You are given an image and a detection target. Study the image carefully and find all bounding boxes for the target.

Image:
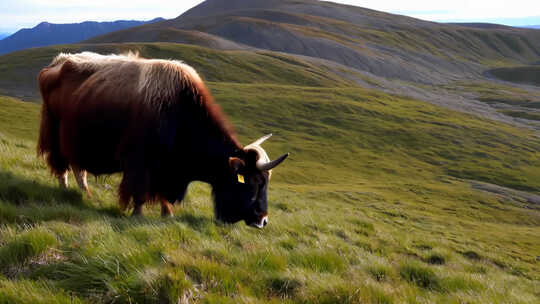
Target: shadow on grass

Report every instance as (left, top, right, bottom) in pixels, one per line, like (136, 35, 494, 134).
(0, 171, 83, 206)
(0, 170, 226, 234)
(0, 170, 122, 224)
(177, 213, 215, 230)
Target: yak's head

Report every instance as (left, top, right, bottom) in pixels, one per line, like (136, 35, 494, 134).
(213, 134, 289, 228)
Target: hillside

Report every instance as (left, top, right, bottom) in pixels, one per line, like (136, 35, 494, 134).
(91, 0, 540, 84)
(0, 18, 164, 55)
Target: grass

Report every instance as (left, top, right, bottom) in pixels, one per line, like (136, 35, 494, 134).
(1, 58, 540, 303)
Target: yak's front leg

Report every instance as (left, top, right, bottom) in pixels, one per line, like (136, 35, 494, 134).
(119, 167, 146, 217)
(160, 182, 188, 217)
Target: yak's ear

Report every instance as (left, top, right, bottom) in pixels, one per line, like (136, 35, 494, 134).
(228, 157, 245, 173)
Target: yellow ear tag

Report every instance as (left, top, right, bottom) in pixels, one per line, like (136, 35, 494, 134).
(237, 174, 245, 184)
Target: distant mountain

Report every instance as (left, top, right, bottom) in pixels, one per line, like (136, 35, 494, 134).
(0, 18, 165, 55)
(523, 25, 540, 29)
(0, 33, 11, 40)
(448, 23, 513, 29)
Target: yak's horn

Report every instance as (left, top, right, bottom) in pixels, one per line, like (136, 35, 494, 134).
(256, 153, 289, 171)
(248, 133, 272, 147)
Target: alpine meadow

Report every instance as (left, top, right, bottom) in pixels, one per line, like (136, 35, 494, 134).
(0, 1, 539, 303)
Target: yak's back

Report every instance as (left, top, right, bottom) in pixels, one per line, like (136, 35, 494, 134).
(39, 51, 204, 104)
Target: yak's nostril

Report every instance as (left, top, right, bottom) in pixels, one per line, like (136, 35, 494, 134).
(262, 216, 268, 226)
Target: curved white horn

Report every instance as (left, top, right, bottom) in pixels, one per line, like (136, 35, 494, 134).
(248, 133, 272, 147)
(256, 153, 289, 171)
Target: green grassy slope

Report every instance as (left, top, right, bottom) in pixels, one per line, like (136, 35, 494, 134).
(1, 75, 539, 303)
(0, 42, 353, 100)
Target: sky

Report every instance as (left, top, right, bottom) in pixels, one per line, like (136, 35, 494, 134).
(1, 0, 539, 34)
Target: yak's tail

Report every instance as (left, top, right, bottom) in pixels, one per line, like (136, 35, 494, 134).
(37, 68, 68, 177)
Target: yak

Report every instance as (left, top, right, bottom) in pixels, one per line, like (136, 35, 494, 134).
(37, 51, 288, 228)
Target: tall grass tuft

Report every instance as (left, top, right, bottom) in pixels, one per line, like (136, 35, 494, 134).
(265, 275, 302, 299)
(399, 262, 441, 290)
(289, 251, 346, 273)
(441, 275, 485, 292)
(305, 285, 393, 304)
(425, 252, 447, 265)
(0, 278, 84, 304)
(368, 264, 392, 281)
(0, 228, 57, 268)
(248, 252, 287, 272)
(49, 248, 162, 302)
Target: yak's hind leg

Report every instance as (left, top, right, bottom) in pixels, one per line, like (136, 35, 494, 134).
(118, 176, 135, 215)
(161, 199, 174, 217)
(37, 96, 71, 189)
(72, 166, 92, 197)
(132, 198, 144, 217)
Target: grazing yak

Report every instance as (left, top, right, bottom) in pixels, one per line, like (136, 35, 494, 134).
(37, 51, 288, 228)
